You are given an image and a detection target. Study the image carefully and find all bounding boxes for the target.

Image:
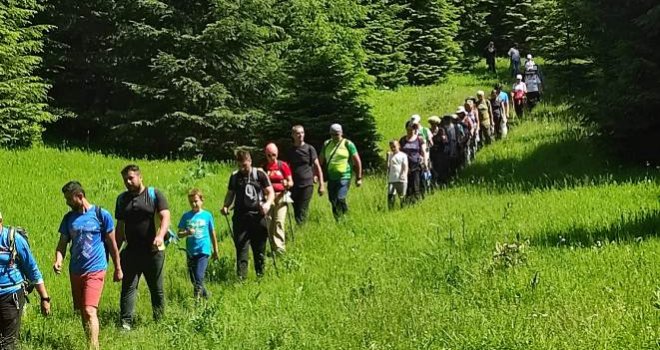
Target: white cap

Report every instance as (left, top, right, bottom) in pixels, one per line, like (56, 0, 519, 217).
(477, 90, 485, 96)
(527, 54, 533, 59)
(410, 114, 421, 124)
(456, 106, 466, 114)
(329, 123, 343, 134)
(516, 74, 523, 80)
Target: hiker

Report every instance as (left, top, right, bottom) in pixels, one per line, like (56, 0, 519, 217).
(319, 123, 363, 220)
(428, 116, 450, 185)
(508, 43, 521, 77)
(263, 143, 293, 255)
(484, 41, 496, 73)
(177, 188, 219, 299)
(456, 106, 473, 167)
(524, 54, 536, 71)
(0, 211, 50, 350)
(512, 74, 527, 120)
(524, 66, 543, 111)
(287, 125, 325, 224)
(445, 114, 466, 177)
(221, 150, 274, 279)
(386, 140, 408, 209)
(54, 181, 122, 350)
(490, 89, 507, 139)
(464, 100, 479, 162)
(411, 115, 432, 195)
(495, 83, 510, 122)
(115, 164, 171, 330)
(399, 120, 426, 203)
(476, 90, 494, 145)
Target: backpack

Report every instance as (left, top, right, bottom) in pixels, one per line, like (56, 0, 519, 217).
(231, 168, 264, 211)
(6, 226, 34, 293)
(514, 89, 525, 100)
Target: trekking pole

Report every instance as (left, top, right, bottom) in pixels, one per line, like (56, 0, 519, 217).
(223, 214, 233, 240)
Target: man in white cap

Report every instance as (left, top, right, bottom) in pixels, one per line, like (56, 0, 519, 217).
(319, 123, 363, 220)
(511, 74, 527, 120)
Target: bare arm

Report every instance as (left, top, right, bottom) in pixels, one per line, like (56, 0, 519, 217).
(313, 158, 325, 195)
(210, 229, 219, 259)
(352, 153, 363, 184)
(156, 209, 171, 241)
(104, 230, 123, 282)
(115, 220, 125, 249)
(53, 235, 69, 274)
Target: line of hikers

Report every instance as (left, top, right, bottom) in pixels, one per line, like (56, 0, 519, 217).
(387, 77, 543, 208)
(0, 74, 543, 350)
(0, 124, 362, 350)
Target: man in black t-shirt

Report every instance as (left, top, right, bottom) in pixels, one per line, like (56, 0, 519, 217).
(221, 150, 274, 279)
(115, 164, 170, 330)
(287, 125, 325, 224)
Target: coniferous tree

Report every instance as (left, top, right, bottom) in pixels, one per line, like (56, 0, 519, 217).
(275, 0, 381, 167)
(0, 0, 52, 147)
(404, 0, 462, 85)
(360, 0, 410, 89)
(452, 0, 492, 68)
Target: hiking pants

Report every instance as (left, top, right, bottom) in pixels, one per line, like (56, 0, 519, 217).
(514, 98, 525, 119)
(511, 60, 520, 77)
(480, 125, 493, 145)
(387, 182, 407, 209)
(406, 168, 422, 203)
(0, 290, 25, 350)
(120, 249, 165, 325)
(328, 179, 351, 219)
(232, 213, 268, 279)
(487, 56, 496, 73)
(527, 91, 541, 111)
(290, 185, 313, 224)
(187, 254, 209, 298)
(268, 195, 287, 252)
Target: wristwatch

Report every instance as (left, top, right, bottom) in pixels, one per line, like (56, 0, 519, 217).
(40, 296, 51, 302)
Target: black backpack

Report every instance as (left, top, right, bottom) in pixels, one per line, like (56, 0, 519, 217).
(232, 168, 264, 211)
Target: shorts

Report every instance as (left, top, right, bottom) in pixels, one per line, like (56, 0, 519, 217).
(70, 270, 106, 310)
(388, 182, 407, 196)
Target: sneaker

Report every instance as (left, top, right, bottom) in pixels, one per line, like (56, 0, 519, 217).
(121, 323, 132, 332)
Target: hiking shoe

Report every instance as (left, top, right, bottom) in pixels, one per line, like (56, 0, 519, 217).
(121, 323, 132, 332)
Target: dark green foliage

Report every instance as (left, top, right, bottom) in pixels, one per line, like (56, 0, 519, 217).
(574, 1, 660, 163)
(452, 0, 492, 68)
(403, 0, 462, 85)
(0, 0, 52, 147)
(486, 0, 535, 53)
(360, 0, 410, 89)
(274, 0, 381, 167)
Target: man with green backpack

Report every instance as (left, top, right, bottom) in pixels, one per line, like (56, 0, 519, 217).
(115, 164, 171, 331)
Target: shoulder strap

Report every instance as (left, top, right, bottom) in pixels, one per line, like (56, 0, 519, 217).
(8, 227, 17, 264)
(326, 139, 345, 166)
(95, 206, 106, 234)
(307, 144, 314, 167)
(148, 187, 157, 205)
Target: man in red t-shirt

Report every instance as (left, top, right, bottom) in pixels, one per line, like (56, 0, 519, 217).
(263, 143, 293, 254)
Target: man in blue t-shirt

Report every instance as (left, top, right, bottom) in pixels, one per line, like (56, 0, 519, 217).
(54, 181, 122, 350)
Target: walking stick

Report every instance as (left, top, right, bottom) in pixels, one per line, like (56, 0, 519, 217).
(223, 214, 233, 240)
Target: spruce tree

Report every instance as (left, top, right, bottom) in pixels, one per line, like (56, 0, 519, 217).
(452, 0, 492, 68)
(0, 0, 52, 147)
(403, 0, 462, 85)
(360, 0, 410, 89)
(274, 0, 381, 167)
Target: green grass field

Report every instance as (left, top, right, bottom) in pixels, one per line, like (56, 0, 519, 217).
(1, 61, 659, 349)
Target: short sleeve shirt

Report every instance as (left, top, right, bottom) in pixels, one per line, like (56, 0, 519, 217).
(115, 188, 169, 252)
(265, 161, 292, 193)
(321, 139, 358, 181)
(499, 91, 510, 105)
(388, 152, 408, 183)
(177, 209, 215, 257)
(287, 144, 318, 188)
(59, 206, 115, 274)
(228, 169, 272, 215)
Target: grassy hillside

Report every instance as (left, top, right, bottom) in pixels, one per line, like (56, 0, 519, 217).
(2, 62, 659, 349)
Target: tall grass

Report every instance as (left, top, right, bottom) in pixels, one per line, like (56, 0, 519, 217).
(1, 59, 659, 349)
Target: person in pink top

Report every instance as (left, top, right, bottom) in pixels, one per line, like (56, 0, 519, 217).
(263, 143, 293, 254)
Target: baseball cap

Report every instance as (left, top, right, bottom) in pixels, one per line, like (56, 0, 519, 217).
(329, 123, 343, 135)
(456, 106, 466, 114)
(516, 74, 523, 80)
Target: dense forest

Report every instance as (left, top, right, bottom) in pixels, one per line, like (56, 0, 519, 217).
(1, 0, 658, 164)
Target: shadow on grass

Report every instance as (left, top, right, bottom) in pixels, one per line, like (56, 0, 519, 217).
(531, 209, 660, 247)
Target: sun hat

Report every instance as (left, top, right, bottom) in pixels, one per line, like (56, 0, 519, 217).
(428, 116, 441, 125)
(456, 106, 467, 114)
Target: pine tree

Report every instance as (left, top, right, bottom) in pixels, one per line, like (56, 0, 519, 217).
(0, 0, 52, 147)
(360, 0, 410, 89)
(403, 0, 462, 85)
